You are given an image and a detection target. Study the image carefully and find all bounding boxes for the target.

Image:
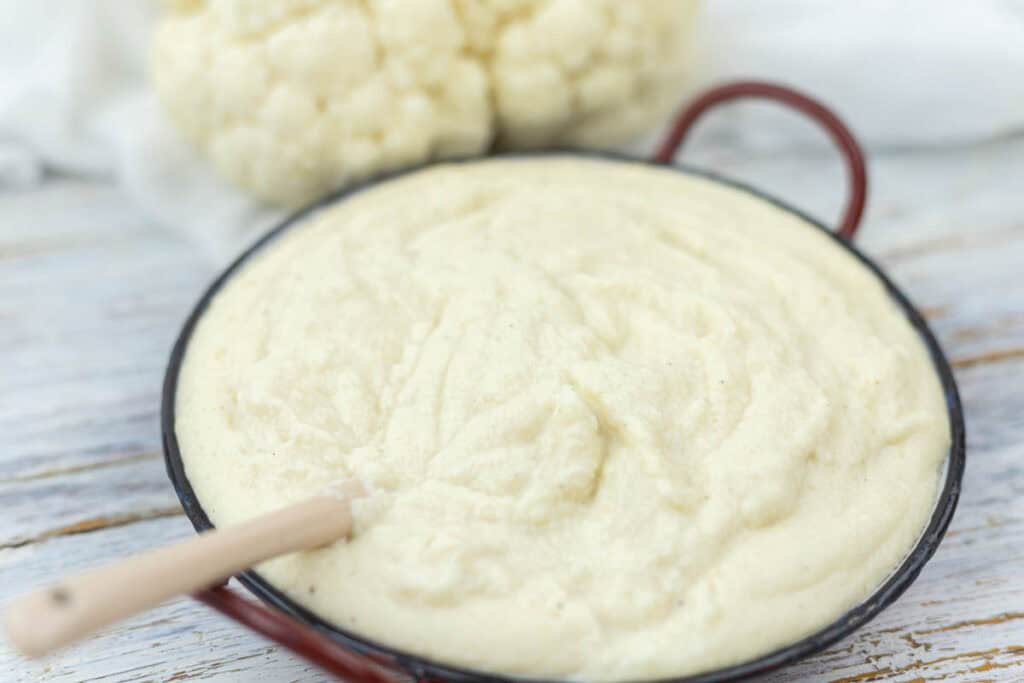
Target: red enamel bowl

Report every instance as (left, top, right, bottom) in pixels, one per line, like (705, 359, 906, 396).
(161, 82, 965, 683)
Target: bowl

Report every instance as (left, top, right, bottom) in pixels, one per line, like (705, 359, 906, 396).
(161, 82, 965, 683)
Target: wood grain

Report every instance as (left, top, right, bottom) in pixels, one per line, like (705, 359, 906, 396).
(1, 134, 1023, 681)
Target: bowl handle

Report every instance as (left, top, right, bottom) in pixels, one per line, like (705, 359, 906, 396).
(195, 586, 403, 682)
(653, 81, 868, 241)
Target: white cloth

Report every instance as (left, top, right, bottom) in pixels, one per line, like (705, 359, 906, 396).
(0, 0, 282, 259)
(688, 1, 1024, 151)
(1, 0, 1023, 263)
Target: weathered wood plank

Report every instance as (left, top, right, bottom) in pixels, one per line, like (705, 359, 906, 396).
(0, 451, 181, 548)
(0, 182, 211, 557)
(0, 182, 212, 483)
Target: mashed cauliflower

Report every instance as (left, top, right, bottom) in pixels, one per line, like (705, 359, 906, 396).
(175, 156, 949, 680)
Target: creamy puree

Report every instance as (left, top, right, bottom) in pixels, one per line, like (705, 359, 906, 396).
(176, 157, 950, 680)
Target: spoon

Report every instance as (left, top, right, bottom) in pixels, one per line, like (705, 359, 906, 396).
(3, 480, 365, 658)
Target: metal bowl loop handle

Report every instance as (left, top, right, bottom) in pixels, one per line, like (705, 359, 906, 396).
(653, 81, 868, 241)
(195, 587, 403, 682)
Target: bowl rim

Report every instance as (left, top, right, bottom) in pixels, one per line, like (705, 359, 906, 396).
(161, 150, 966, 683)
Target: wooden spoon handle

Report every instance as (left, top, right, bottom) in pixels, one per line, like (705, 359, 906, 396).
(3, 490, 360, 658)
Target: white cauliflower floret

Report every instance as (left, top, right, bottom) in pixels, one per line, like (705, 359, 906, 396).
(153, 0, 698, 206)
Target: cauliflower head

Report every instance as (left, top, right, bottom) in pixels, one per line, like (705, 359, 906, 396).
(153, 0, 698, 206)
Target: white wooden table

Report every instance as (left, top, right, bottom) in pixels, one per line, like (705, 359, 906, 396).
(1, 135, 1022, 682)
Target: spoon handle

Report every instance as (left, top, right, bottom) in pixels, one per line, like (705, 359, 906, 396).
(3, 490, 360, 658)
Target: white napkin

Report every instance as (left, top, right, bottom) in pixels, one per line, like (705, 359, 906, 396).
(688, 0, 1024, 150)
(1, 0, 1022, 263)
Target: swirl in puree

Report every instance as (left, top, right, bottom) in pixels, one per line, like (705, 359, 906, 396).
(176, 157, 950, 680)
